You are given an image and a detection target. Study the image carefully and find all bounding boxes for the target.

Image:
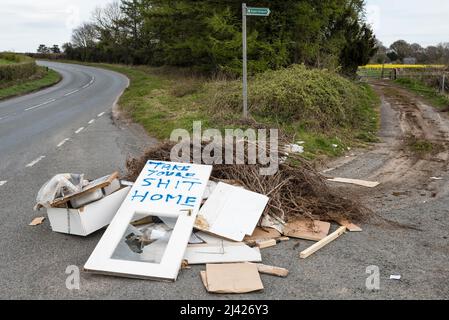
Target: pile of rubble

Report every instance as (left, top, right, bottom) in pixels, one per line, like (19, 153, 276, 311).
(32, 142, 367, 294)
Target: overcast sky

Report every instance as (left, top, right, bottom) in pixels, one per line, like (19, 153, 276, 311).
(1, 0, 448, 53)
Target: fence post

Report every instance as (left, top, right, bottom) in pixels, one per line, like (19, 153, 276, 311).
(442, 74, 446, 95)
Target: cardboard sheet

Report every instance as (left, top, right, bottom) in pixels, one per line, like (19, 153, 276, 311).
(29, 217, 45, 226)
(244, 227, 281, 242)
(283, 219, 331, 241)
(195, 182, 269, 241)
(203, 263, 264, 294)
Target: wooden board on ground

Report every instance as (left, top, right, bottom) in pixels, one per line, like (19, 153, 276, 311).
(184, 232, 262, 264)
(334, 218, 362, 232)
(29, 217, 45, 226)
(327, 177, 379, 188)
(195, 182, 269, 242)
(300, 226, 347, 259)
(254, 264, 289, 277)
(51, 172, 119, 207)
(202, 263, 264, 294)
(257, 239, 277, 249)
(244, 227, 281, 242)
(283, 219, 331, 241)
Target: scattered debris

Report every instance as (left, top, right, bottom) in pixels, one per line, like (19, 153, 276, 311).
(184, 232, 262, 264)
(253, 263, 289, 278)
(29, 217, 45, 226)
(284, 144, 304, 154)
(327, 177, 380, 188)
(50, 172, 119, 208)
(201, 263, 264, 294)
(125, 141, 370, 224)
(261, 214, 285, 234)
(300, 226, 347, 259)
(430, 177, 443, 180)
(47, 187, 130, 236)
(334, 218, 362, 232)
(256, 239, 277, 249)
(283, 219, 331, 241)
(244, 227, 281, 242)
(195, 182, 269, 242)
(84, 161, 212, 281)
(390, 275, 402, 280)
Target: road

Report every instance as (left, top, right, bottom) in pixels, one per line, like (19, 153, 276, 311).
(1, 64, 447, 300)
(0, 61, 153, 299)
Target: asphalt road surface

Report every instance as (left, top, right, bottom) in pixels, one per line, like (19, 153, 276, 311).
(1, 63, 447, 300)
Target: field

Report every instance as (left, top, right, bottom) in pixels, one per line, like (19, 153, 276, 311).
(0, 59, 13, 65)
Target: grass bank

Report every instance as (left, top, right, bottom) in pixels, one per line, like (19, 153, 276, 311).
(0, 66, 61, 101)
(395, 78, 449, 109)
(62, 61, 380, 161)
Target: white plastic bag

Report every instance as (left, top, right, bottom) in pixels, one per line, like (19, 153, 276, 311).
(34, 174, 86, 210)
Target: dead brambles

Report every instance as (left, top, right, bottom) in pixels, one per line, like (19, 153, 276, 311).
(124, 141, 371, 224)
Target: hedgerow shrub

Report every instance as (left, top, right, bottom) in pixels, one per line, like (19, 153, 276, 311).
(0, 53, 37, 82)
(209, 64, 378, 131)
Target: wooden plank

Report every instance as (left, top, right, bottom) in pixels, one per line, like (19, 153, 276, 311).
(244, 227, 281, 242)
(334, 218, 362, 232)
(300, 226, 347, 259)
(51, 172, 119, 207)
(327, 177, 379, 188)
(254, 264, 289, 277)
(257, 239, 277, 249)
(283, 219, 331, 241)
(29, 217, 45, 226)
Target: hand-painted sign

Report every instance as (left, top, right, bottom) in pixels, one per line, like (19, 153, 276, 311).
(129, 160, 212, 214)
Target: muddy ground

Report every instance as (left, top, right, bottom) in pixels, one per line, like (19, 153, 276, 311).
(317, 81, 449, 299)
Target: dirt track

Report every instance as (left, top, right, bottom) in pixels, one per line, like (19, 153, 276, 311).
(325, 81, 449, 213)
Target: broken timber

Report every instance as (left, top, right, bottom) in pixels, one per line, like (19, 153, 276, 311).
(300, 226, 347, 259)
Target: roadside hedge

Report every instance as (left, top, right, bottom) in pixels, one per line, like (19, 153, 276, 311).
(0, 53, 37, 82)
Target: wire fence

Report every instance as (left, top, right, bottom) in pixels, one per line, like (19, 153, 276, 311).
(358, 67, 449, 95)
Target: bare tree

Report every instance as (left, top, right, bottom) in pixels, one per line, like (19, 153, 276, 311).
(72, 23, 99, 48)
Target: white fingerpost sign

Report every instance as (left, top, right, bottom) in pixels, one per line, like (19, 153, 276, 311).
(242, 3, 271, 118)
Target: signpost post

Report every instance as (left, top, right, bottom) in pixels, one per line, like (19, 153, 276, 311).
(242, 3, 270, 119)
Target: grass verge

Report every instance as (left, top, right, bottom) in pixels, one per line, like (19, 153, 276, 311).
(56, 61, 380, 161)
(395, 78, 449, 109)
(0, 67, 61, 101)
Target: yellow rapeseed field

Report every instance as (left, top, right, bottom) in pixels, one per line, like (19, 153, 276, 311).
(360, 64, 446, 69)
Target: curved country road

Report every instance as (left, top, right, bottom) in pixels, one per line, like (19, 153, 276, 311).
(0, 62, 152, 299)
(0, 61, 131, 175)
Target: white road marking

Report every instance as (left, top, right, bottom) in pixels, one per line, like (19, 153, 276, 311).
(0, 181, 7, 187)
(64, 89, 79, 97)
(82, 84, 90, 89)
(97, 112, 105, 117)
(26, 156, 46, 168)
(88, 119, 95, 125)
(75, 127, 85, 134)
(57, 138, 70, 148)
(25, 99, 56, 111)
